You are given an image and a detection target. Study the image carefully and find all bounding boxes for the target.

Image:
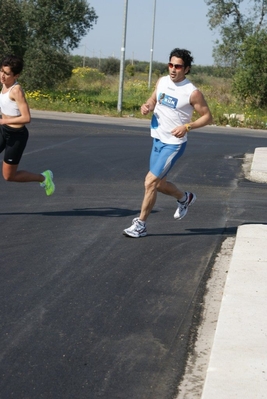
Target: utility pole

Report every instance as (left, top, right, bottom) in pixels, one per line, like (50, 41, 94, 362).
(83, 45, 86, 67)
(117, 0, 128, 114)
(148, 0, 157, 89)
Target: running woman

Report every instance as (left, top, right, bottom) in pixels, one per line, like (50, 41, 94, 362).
(0, 55, 55, 195)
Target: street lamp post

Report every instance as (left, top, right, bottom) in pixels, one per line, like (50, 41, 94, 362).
(148, 0, 157, 89)
(117, 0, 129, 114)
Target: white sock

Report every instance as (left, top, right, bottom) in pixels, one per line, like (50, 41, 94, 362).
(179, 193, 187, 203)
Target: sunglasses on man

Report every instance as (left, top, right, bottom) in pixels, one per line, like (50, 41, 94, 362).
(168, 62, 184, 70)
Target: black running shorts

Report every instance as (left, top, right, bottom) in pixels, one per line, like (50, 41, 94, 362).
(0, 124, 29, 165)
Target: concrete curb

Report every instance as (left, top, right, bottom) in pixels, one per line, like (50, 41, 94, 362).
(30, 109, 150, 128)
(178, 147, 267, 398)
(201, 224, 267, 399)
(250, 147, 267, 183)
(200, 147, 267, 398)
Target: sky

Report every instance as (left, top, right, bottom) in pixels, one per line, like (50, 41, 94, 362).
(72, 0, 220, 66)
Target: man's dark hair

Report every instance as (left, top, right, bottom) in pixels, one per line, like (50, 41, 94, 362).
(169, 48, 194, 74)
(1, 55, 24, 75)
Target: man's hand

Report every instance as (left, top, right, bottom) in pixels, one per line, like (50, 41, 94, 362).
(140, 103, 151, 115)
(171, 126, 188, 138)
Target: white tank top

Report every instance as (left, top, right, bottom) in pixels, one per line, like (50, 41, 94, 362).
(0, 82, 21, 116)
(151, 75, 197, 144)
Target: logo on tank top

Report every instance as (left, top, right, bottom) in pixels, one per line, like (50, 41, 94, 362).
(158, 92, 177, 109)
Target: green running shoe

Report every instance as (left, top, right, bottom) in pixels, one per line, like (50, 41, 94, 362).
(40, 170, 55, 196)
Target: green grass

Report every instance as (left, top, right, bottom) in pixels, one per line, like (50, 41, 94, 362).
(26, 67, 267, 129)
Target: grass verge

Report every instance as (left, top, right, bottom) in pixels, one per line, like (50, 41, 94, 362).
(26, 68, 267, 130)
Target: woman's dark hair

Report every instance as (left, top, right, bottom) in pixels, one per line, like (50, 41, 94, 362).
(1, 55, 24, 75)
(169, 48, 194, 74)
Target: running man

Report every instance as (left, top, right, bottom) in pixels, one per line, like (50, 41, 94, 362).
(123, 48, 212, 238)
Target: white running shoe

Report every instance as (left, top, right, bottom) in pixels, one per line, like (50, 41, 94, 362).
(123, 218, 147, 238)
(174, 192, 196, 220)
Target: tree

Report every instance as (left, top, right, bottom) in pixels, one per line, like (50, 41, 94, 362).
(100, 57, 120, 75)
(205, 0, 267, 67)
(232, 30, 267, 106)
(1, 0, 98, 90)
(125, 64, 135, 77)
(0, 0, 27, 59)
(22, 45, 74, 90)
(20, 0, 98, 52)
(205, 0, 267, 106)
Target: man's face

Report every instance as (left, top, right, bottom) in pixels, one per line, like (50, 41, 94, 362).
(168, 56, 189, 82)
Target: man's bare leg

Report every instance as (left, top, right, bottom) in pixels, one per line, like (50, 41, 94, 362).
(157, 176, 185, 199)
(139, 173, 185, 221)
(139, 172, 160, 221)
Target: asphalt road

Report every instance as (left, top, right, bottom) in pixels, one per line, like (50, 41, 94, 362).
(1, 115, 267, 399)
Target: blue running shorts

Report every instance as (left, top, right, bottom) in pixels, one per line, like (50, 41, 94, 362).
(149, 138, 187, 179)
